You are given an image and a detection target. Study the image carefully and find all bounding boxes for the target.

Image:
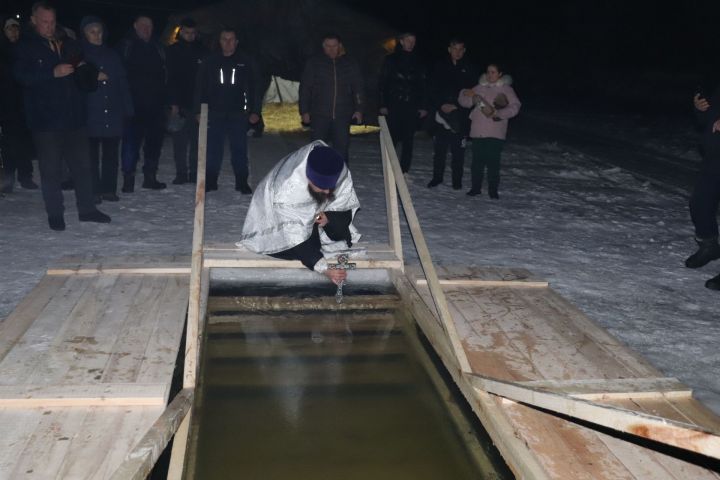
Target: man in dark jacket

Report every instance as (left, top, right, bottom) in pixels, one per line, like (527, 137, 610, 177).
(686, 87, 720, 290)
(118, 14, 166, 192)
(195, 27, 259, 193)
(427, 37, 479, 190)
(166, 17, 205, 185)
(1, 17, 38, 193)
(13, 2, 110, 230)
(378, 32, 428, 173)
(299, 33, 364, 163)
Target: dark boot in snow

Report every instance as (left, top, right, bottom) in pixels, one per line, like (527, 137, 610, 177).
(706, 273, 720, 291)
(235, 176, 252, 194)
(427, 177, 442, 188)
(79, 209, 111, 223)
(48, 215, 65, 231)
(685, 237, 720, 268)
(121, 174, 135, 193)
(142, 173, 166, 190)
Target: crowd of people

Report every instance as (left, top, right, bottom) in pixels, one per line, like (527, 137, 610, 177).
(0, 1, 525, 233)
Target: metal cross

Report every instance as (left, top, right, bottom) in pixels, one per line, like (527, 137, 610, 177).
(328, 254, 356, 303)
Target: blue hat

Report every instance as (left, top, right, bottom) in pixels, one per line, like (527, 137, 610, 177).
(306, 146, 344, 189)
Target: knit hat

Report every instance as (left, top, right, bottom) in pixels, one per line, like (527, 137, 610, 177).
(306, 146, 344, 189)
(80, 15, 103, 33)
(3, 18, 19, 30)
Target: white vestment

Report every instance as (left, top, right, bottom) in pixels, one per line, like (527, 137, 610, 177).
(239, 140, 361, 254)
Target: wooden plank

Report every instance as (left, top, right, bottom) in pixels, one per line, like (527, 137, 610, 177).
(91, 407, 163, 479)
(203, 252, 402, 269)
(380, 135, 403, 266)
(499, 397, 637, 479)
(208, 311, 398, 331)
(167, 409, 191, 480)
(0, 275, 93, 385)
(57, 274, 145, 385)
(100, 276, 169, 383)
(184, 104, 208, 390)
(0, 409, 43, 476)
(108, 389, 194, 480)
(208, 294, 401, 312)
(136, 275, 189, 390)
(521, 377, 692, 400)
(0, 383, 167, 407)
(467, 372, 720, 460)
(531, 287, 660, 377)
(47, 267, 190, 275)
(7, 407, 89, 479)
(55, 407, 161, 479)
(391, 271, 550, 479)
(23, 274, 120, 386)
(409, 264, 549, 287)
(379, 117, 471, 373)
(416, 278, 549, 287)
(0, 275, 66, 362)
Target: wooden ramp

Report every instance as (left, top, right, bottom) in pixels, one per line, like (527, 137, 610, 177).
(0, 258, 189, 479)
(395, 265, 720, 480)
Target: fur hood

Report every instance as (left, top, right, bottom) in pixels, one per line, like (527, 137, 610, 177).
(478, 73, 513, 87)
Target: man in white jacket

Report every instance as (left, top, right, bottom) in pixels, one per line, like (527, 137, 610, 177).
(239, 141, 361, 284)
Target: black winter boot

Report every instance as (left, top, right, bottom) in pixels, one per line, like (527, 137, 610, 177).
(685, 237, 720, 269)
(427, 177, 442, 188)
(121, 174, 135, 193)
(706, 273, 720, 291)
(235, 176, 252, 194)
(142, 173, 167, 190)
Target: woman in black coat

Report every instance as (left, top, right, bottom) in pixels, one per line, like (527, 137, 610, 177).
(80, 16, 133, 201)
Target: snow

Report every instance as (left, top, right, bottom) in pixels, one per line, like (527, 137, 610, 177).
(1, 122, 718, 415)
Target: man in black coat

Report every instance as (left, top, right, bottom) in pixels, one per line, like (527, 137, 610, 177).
(118, 14, 166, 192)
(427, 37, 479, 190)
(378, 32, 428, 173)
(194, 27, 260, 193)
(299, 33, 364, 163)
(13, 2, 110, 230)
(1, 17, 38, 193)
(166, 17, 205, 185)
(687, 86, 720, 290)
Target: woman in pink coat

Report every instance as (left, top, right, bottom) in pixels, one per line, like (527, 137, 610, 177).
(458, 64, 521, 198)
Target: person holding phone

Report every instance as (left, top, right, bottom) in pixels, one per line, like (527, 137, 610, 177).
(686, 84, 720, 290)
(12, 1, 110, 230)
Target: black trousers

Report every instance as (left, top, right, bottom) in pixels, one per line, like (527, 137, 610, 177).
(89, 137, 120, 195)
(270, 210, 353, 270)
(470, 138, 504, 193)
(121, 108, 165, 176)
(1, 121, 34, 180)
(387, 103, 419, 173)
(33, 128, 95, 217)
(432, 128, 465, 186)
(172, 113, 198, 178)
(689, 172, 720, 239)
(311, 115, 351, 163)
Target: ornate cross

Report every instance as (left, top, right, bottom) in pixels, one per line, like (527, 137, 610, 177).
(328, 254, 356, 303)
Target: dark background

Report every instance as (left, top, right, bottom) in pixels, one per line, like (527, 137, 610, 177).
(3, 0, 720, 113)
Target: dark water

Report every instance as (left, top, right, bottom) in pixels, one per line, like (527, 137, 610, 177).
(187, 305, 510, 479)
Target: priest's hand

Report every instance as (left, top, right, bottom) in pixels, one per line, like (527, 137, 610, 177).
(315, 212, 328, 227)
(325, 268, 347, 285)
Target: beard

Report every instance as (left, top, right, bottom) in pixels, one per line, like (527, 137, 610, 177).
(308, 185, 335, 205)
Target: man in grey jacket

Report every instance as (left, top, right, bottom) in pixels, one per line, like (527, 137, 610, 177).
(299, 33, 364, 163)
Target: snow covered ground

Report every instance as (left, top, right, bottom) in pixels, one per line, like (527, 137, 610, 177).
(1, 121, 718, 416)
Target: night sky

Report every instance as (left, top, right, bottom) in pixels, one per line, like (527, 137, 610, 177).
(3, 0, 720, 111)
